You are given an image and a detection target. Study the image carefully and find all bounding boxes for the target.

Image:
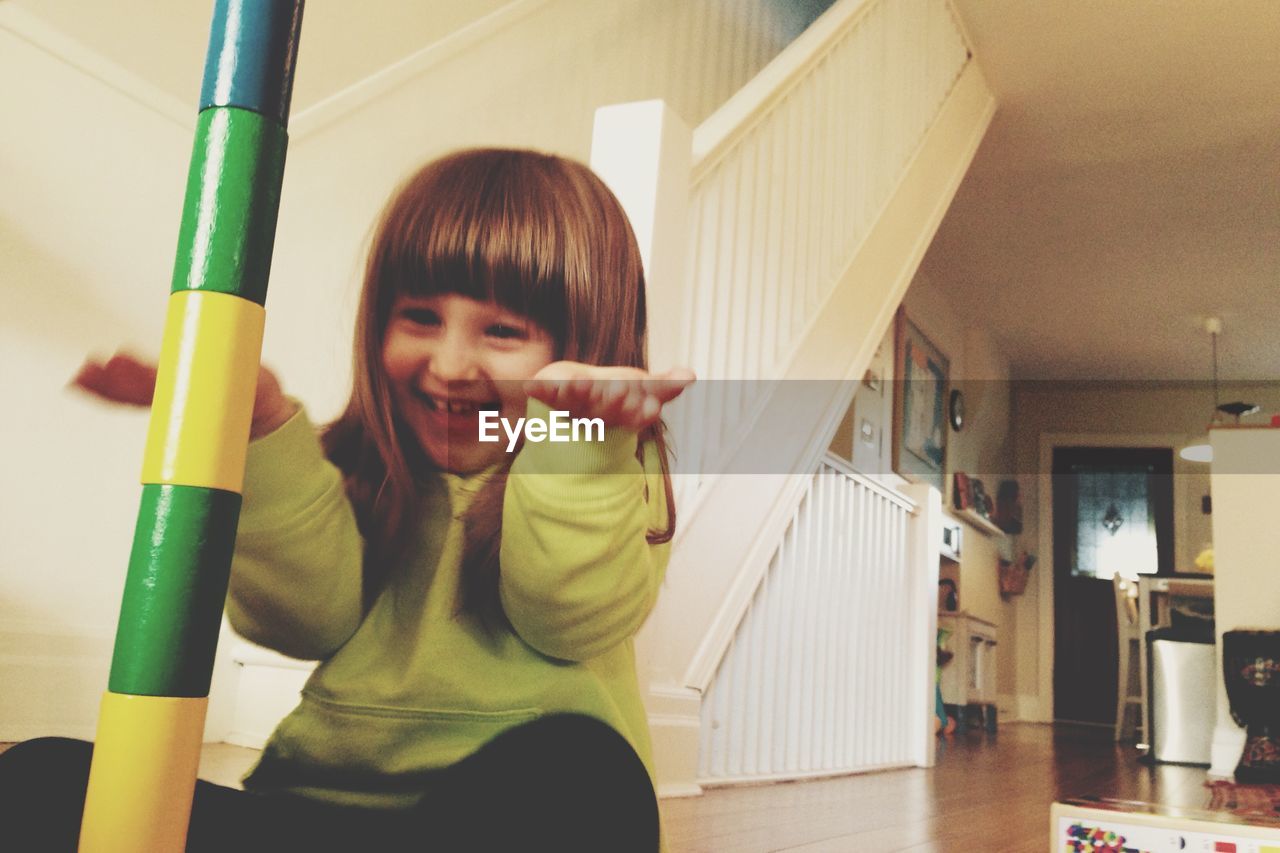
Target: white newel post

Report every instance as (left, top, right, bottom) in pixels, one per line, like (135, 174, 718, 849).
(590, 97, 701, 554)
(590, 101, 703, 797)
(590, 100, 692, 374)
(901, 483, 942, 769)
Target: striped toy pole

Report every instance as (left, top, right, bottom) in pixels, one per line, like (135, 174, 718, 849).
(78, 2, 303, 850)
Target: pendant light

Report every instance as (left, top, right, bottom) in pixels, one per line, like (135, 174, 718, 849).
(1180, 317, 1258, 464)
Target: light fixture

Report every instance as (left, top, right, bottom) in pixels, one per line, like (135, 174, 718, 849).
(1180, 317, 1258, 464)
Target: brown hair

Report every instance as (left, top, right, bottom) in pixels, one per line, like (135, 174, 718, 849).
(322, 148, 675, 623)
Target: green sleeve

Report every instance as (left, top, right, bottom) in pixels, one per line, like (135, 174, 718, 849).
(499, 400, 671, 661)
(226, 406, 365, 659)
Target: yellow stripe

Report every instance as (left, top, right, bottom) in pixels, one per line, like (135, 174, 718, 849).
(79, 693, 208, 853)
(141, 290, 264, 493)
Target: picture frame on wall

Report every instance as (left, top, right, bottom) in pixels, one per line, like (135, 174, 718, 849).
(892, 309, 949, 492)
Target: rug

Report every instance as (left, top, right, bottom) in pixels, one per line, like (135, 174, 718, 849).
(1206, 780, 1280, 818)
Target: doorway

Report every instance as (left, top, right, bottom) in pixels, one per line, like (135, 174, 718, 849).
(1051, 447, 1174, 725)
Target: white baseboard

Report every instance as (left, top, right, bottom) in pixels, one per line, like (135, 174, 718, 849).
(223, 641, 314, 749)
(645, 683, 703, 799)
(1004, 693, 1051, 723)
(1017, 693, 1045, 723)
(0, 619, 112, 742)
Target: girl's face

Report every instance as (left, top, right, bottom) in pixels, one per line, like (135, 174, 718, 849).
(382, 293, 556, 474)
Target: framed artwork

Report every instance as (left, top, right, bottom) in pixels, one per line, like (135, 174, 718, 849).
(892, 309, 949, 492)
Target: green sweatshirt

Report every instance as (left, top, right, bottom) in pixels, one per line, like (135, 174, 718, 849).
(226, 400, 669, 815)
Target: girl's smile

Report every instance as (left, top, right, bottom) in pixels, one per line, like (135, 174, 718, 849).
(383, 293, 556, 474)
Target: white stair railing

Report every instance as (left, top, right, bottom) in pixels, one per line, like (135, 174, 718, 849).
(700, 457, 920, 783)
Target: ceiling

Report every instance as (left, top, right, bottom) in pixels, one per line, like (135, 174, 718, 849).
(931, 0, 1280, 380)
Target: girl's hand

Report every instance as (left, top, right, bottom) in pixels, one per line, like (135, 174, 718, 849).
(72, 352, 158, 407)
(524, 362, 695, 431)
(72, 351, 297, 439)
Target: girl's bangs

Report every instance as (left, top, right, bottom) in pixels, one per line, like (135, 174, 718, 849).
(379, 162, 569, 343)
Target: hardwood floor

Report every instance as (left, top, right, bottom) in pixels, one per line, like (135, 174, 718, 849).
(661, 723, 1211, 852)
(1, 724, 1214, 852)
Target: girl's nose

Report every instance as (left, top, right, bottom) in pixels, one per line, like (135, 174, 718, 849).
(427, 333, 481, 383)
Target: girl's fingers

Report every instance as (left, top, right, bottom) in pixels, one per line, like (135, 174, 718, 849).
(640, 394, 661, 423)
(71, 353, 158, 407)
(636, 369, 695, 406)
(611, 381, 646, 427)
(523, 364, 696, 425)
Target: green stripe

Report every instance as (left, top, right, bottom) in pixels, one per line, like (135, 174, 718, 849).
(109, 484, 241, 697)
(170, 107, 287, 306)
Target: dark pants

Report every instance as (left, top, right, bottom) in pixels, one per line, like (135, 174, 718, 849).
(0, 713, 659, 852)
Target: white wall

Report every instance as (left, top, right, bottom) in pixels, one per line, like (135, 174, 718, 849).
(0, 0, 830, 740)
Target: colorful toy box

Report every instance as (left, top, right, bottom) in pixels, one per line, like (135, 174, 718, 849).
(1053, 798, 1280, 852)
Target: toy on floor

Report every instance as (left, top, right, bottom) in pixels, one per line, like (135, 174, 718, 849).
(77, 2, 303, 850)
(936, 628, 956, 734)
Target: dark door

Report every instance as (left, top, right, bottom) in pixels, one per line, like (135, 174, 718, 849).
(1052, 447, 1174, 725)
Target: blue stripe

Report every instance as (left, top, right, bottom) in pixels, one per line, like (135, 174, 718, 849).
(199, 0, 304, 125)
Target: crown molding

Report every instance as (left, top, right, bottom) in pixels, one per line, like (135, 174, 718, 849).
(0, 2, 193, 130)
(288, 0, 552, 142)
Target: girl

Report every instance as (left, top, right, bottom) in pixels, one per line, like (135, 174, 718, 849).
(3, 148, 692, 852)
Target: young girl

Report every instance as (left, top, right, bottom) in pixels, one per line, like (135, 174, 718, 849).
(2, 148, 692, 852)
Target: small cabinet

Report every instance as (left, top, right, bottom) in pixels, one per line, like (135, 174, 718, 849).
(937, 611, 998, 730)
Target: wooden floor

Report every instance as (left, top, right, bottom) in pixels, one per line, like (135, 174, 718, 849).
(2, 724, 1214, 852)
(661, 723, 1211, 852)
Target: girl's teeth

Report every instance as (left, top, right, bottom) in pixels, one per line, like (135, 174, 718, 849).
(436, 398, 494, 415)
(419, 394, 495, 414)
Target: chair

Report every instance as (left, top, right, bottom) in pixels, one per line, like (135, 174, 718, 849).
(1113, 575, 1144, 742)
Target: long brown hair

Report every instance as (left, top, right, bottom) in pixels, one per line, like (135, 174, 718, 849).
(322, 148, 675, 623)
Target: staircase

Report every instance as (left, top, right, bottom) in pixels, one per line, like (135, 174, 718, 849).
(589, 0, 994, 793)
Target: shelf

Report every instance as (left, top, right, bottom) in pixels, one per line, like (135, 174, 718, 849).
(953, 507, 1007, 537)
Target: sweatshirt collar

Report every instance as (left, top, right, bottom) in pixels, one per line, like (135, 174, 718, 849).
(436, 463, 504, 516)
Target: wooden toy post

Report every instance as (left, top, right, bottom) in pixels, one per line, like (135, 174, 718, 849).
(78, 2, 303, 849)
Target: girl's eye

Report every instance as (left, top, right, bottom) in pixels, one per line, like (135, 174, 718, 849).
(401, 308, 441, 326)
(486, 323, 527, 340)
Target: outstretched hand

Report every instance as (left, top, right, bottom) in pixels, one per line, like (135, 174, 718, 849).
(71, 351, 296, 439)
(72, 352, 158, 407)
(524, 362, 695, 431)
